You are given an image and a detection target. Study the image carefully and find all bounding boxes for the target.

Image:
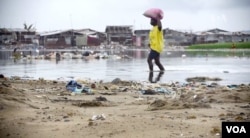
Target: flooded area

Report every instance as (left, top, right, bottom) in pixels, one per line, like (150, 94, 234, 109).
(0, 49, 250, 85)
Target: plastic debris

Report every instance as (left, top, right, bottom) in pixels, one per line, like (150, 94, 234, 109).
(155, 87, 172, 94)
(66, 80, 82, 92)
(141, 89, 156, 95)
(91, 114, 106, 121)
(66, 80, 91, 94)
(82, 87, 91, 93)
(140, 87, 173, 95)
(227, 84, 238, 88)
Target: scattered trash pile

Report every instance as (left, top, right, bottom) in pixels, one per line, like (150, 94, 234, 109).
(1, 74, 250, 112)
(66, 80, 92, 94)
(142, 77, 250, 111)
(139, 83, 173, 95)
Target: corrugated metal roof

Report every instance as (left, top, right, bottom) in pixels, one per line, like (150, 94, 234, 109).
(195, 32, 213, 35)
(0, 28, 36, 32)
(105, 25, 133, 33)
(207, 28, 228, 33)
(39, 29, 106, 37)
(74, 29, 106, 36)
(218, 32, 232, 35)
(75, 29, 97, 35)
(195, 28, 232, 35)
(240, 31, 250, 35)
(39, 29, 73, 36)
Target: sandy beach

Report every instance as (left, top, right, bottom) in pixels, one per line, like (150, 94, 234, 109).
(0, 75, 249, 138)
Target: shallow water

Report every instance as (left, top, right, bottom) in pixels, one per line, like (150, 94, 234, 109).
(0, 49, 250, 85)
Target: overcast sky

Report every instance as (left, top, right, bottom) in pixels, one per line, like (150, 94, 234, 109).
(0, 0, 250, 32)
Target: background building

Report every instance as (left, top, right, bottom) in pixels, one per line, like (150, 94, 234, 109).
(134, 30, 150, 47)
(105, 26, 134, 46)
(0, 28, 37, 45)
(39, 29, 106, 49)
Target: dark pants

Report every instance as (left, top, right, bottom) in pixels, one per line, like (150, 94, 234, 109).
(147, 50, 165, 71)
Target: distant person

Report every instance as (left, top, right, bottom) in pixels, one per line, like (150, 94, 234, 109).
(231, 43, 236, 49)
(147, 18, 165, 72)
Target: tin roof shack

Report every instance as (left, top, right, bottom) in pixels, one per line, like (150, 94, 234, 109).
(134, 30, 150, 47)
(105, 26, 133, 46)
(0, 28, 37, 45)
(39, 30, 82, 49)
(75, 29, 106, 47)
(232, 31, 250, 42)
(195, 28, 232, 44)
(163, 28, 193, 46)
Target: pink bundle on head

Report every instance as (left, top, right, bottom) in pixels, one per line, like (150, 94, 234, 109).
(143, 8, 164, 20)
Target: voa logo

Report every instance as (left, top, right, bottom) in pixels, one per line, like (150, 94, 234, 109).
(226, 126, 246, 133)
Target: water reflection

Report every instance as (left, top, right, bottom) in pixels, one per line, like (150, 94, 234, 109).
(0, 49, 250, 85)
(56, 58, 60, 64)
(148, 71, 164, 83)
(1, 49, 250, 60)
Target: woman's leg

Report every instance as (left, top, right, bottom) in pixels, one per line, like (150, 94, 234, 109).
(147, 56, 153, 71)
(155, 56, 165, 71)
(147, 50, 155, 71)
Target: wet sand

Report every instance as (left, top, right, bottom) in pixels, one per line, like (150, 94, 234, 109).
(0, 76, 249, 138)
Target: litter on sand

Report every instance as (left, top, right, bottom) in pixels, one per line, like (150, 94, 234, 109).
(66, 80, 91, 94)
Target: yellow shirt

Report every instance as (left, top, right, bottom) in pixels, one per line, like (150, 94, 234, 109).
(149, 26, 164, 53)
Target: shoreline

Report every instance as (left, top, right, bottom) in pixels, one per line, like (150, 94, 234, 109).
(0, 75, 249, 137)
(3, 74, 250, 86)
(2, 47, 250, 52)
